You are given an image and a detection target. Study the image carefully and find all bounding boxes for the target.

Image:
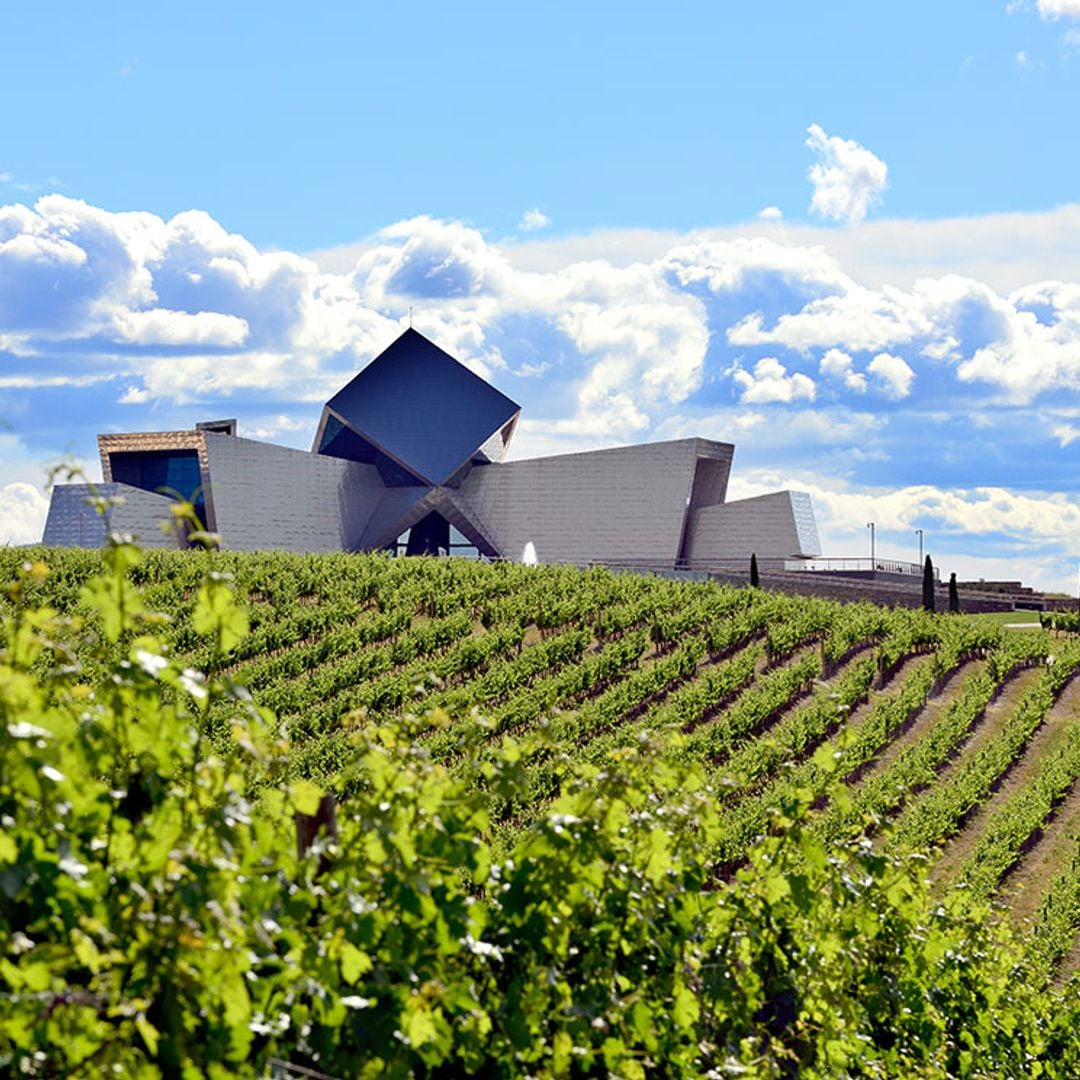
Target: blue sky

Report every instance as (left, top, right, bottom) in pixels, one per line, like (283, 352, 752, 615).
(1, 0, 1078, 590)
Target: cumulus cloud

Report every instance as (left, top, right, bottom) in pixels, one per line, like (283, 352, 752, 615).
(804, 481, 1080, 547)
(757, 206, 783, 222)
(519, 208, 551, 232)
(805, 124, 888, 225)
(867, 352, 915, 398)
(819, 348, 867, 392)
(0, 482, 49, 546)
(5, 194, 1080, 420)
(730, 357, 816, 404)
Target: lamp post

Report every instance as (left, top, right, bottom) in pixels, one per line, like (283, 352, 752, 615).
(867, 522, 876, 571)
(915, 528, 924, 566)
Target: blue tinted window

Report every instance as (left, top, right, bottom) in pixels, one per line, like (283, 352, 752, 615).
(318, 414, 380, 463)
(110, 450, 205, 520)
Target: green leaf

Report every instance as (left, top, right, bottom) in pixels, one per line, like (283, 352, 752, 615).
(403, 1005, 438, 1047)
(813, 740, 840, 774)
(192, 581, 249, 655)
(672, 983, 699, 1029)
(340, 942, 373, 985)
(552, 1029, 573, 1073)
(135, 1014, 159, 1057)
(290, 779, 324, 816)
(764, 872, 791, 905)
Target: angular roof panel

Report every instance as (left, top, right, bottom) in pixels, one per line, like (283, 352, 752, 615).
(324, 328, 521, 486)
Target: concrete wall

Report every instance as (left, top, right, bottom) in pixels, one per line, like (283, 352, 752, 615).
(461, 438, 731, 565)
(683, 490, 820, 562)
(202, 434, 385, 551)
(43, 483, 180, 548)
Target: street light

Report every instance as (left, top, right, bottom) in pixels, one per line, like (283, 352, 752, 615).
(915, 528, 924, 565)
(867, 522, 876, 570)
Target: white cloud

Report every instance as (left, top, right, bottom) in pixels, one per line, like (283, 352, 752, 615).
(819, 348, 867, 392)
(514, 361, 550, 377)
(730, 357, 816, 404)
(867, 352, 915, 398)
(757, 206, 783, 222)
(0, 482, 49, 546)
(804, 481, 1080, 549)
(244, 414, 313, 440)
(805, 123, 888, 225)
(728, 466, 1080, 590)
(5, 193, 1080, 434)
(1038, 0, 1080, 18)
(519, 208, 551, 232)
(0, 374, 112, 389)
(657, 406, 881, 450)
(111, 308, 250, 347)
(1052, 422, 1080, 446)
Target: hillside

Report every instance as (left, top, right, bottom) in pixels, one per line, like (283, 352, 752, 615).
(3, 542, 1080, 1076)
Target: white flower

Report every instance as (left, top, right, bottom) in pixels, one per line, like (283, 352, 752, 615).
(135, 650, 169, 677)
(179, 668, 208, 700)
(8, 722, 50, 739)
(58, 854, 88, 880)
(461, 934, 504, 962)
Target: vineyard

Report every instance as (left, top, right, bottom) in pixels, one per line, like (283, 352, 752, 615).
(3, 536, 1080, 1077)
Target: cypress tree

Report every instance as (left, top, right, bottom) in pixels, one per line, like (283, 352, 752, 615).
(750, 553, 760, 588)
(948, 572, 960, 614)
(922, 555, 936, 613)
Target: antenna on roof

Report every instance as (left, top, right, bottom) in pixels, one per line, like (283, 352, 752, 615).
(408, 305, 413, 329)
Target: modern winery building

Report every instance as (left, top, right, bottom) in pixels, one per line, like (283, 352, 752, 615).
(42, 329, 821, 567)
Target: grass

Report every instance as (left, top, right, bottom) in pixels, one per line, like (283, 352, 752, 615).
(967, 609, 1042, 628)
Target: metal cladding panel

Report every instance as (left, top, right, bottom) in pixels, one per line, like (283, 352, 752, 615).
(43, 483, 180, 548)
(790, 491, 822, 555)
(202, 434, 384, 551)
(358, 487, 434, 550)
(684, 491, 821, 562)
(459, 439, 724, 565)
(325, 329, 521, 486)
(433, 488, 500, 557)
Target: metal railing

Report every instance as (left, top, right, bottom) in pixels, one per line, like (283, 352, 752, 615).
(788, 557, 932, 578)
(590, 555, 937, 581)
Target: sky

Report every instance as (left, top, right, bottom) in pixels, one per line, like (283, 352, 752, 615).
(1, 0, 1078, 592)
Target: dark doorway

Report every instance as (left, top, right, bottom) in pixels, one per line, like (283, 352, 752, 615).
(405, 511, 451, 556)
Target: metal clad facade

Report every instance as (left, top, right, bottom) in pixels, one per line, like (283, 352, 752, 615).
(683, 491, 820, 563)
(459, 439, 717, 565)
(202, 434, 383, 551)
(43, 483, 179, 548)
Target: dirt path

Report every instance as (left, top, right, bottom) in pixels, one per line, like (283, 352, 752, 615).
(1055, 925, 1080, 987)
(929, 666, 1044, 792)
(993, 676, 1080, 926)
(850, 659, 986, 793)
(930, 668, 1073, 887)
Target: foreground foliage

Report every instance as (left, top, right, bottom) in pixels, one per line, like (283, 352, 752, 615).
(2, 539, 1080, 1077)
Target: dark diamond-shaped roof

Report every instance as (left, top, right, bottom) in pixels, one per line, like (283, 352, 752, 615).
(321, 328, 520, 486)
